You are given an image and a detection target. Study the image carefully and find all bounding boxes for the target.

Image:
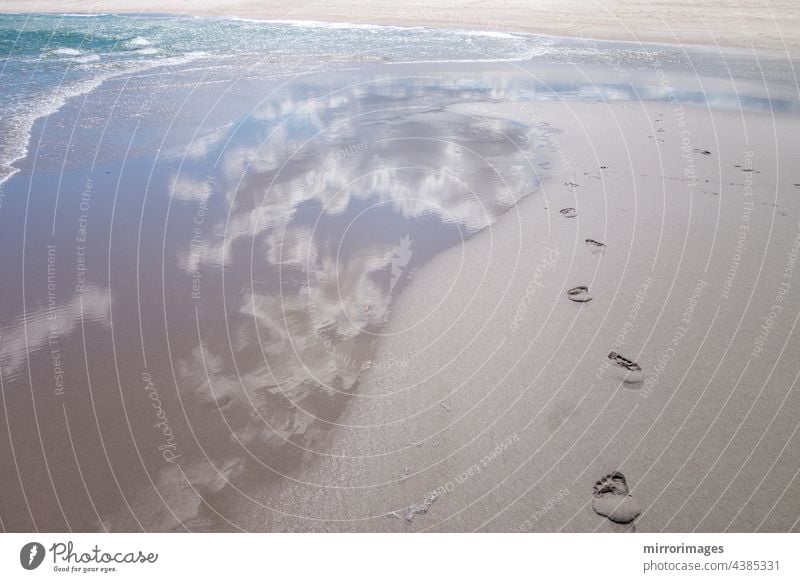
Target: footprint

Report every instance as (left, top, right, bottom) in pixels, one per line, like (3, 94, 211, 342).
(585, 238, 606, 253)
(560, 207, 578, 218)
(608, 351, 641, 371)
(592, 471, 641, 524)
(608, 351, 643, 384)
(567, 286, 592, 303)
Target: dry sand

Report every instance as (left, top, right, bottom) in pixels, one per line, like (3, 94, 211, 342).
(240, 98, 800, 532)
(2, 0, 800, 56)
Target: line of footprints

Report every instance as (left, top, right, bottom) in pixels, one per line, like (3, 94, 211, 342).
(561, 206, 642, 526)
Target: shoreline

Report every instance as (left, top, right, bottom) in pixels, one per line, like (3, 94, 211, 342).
(6, 12, 787, 60)
(1, 1, 799, 57)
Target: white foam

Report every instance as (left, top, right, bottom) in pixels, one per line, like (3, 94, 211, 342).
(225, 15, 522, 39)
(52, 47, 82, 56)
(0, 51, 210, 188)
(183, 51, 213, 59)
(226, 16, 411, 31)
(462, 30, 522, 39)
(0, 74, 106, 187)
(126, 36, 151, 47)
(73, 54, 101, 64)
(59, 13, 115, 18)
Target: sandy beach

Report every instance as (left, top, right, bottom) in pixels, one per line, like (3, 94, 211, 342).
(2, 0, 800, 56)
(0, 7, 798, 534)
(226, 99, 800, 532)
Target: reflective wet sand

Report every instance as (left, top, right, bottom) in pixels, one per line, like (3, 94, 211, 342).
(1, 55, 797, 531)
(0, 65, 548, 531)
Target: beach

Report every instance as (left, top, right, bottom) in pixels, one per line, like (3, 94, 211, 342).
(245, 99, 800, 532)
(0, 9, 798, 534)
(2, 0, 800, 56)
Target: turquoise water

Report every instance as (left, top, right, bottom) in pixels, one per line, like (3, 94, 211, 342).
(1, 13, 796, 184)
(0, 13, 550, 183)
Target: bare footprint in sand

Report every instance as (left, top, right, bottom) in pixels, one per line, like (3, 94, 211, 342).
(560, 207, 578, 218)
(592, 471, 641, 524)
(585, 238, 606, 254)
(567, 286, 593, 303)
(608, 351, 643, 384)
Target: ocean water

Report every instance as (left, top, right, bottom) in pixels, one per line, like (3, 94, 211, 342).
(0, 13, 550, 184)
(2, 13, 796, 185)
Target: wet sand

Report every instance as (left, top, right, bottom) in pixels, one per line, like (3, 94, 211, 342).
(1, 52, 798, 532)
(224, 99, 800, 532)
(3, 0, 799, 56)
(0, 63, 546, 531)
